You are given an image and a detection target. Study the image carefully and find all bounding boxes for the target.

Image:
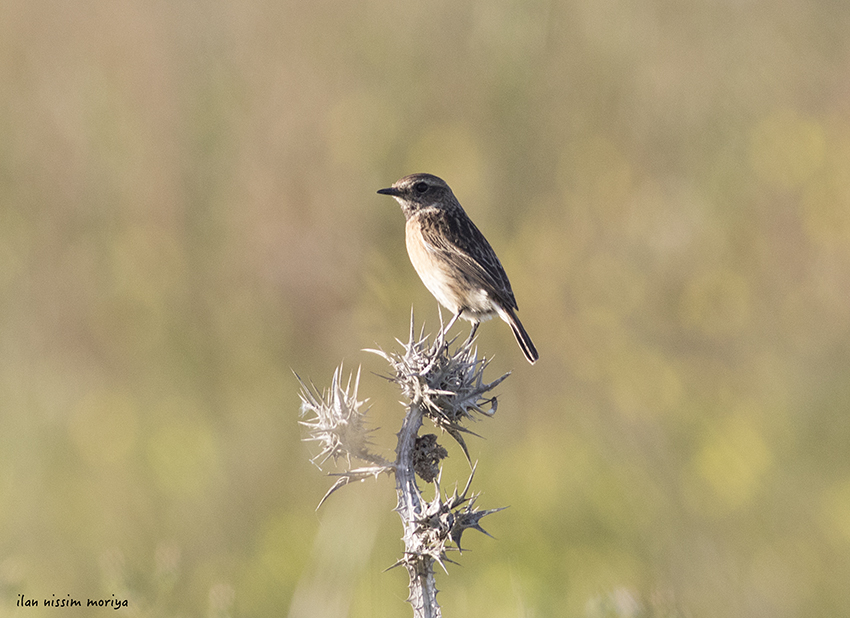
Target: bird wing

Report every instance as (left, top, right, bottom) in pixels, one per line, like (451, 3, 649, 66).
(418, 209, 519, 310)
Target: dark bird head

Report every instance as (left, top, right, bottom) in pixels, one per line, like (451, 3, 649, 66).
(377, 173, 458, 218)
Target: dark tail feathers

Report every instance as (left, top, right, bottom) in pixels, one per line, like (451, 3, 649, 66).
(504, 308, 538, 364)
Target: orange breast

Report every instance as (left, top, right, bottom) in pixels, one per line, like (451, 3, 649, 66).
(405, 216, 464, 314)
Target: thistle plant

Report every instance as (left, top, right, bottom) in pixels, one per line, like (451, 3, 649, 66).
(297, 313, 509, 618)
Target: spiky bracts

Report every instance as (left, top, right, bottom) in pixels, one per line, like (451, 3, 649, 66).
(296, 365, 393, 508)
(369, 314, 509, 460)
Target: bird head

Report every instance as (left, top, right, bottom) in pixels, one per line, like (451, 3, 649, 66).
(377, 173, 456, 217)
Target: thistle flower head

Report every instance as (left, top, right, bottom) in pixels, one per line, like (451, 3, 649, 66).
(367, 315, 509, 455)
(297, 365, 375, 469)
(407, 467, 506, 572)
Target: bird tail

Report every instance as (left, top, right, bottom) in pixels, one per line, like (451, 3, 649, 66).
(502, 307, 539, 364)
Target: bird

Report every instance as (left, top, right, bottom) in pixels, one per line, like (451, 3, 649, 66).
(377, 173, 538, 364)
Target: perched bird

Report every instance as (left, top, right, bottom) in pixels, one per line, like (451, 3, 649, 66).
(378, 173, 538, 364)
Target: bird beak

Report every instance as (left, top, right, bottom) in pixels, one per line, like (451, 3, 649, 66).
(377, 187, 401, 197)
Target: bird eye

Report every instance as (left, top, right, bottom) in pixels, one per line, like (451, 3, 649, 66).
(414, 182, 429, 194)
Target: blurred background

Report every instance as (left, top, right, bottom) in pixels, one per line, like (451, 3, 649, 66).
(1, 0, 849, 616)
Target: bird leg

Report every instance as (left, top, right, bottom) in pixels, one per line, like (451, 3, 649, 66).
(465, 321, 479, 345)
(443, 311, 462, 335)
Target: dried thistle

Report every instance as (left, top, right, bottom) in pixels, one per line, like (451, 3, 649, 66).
(296, 365, 393, 507)
(367, 312, 509, 460)
(297, 313, 509, 617)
